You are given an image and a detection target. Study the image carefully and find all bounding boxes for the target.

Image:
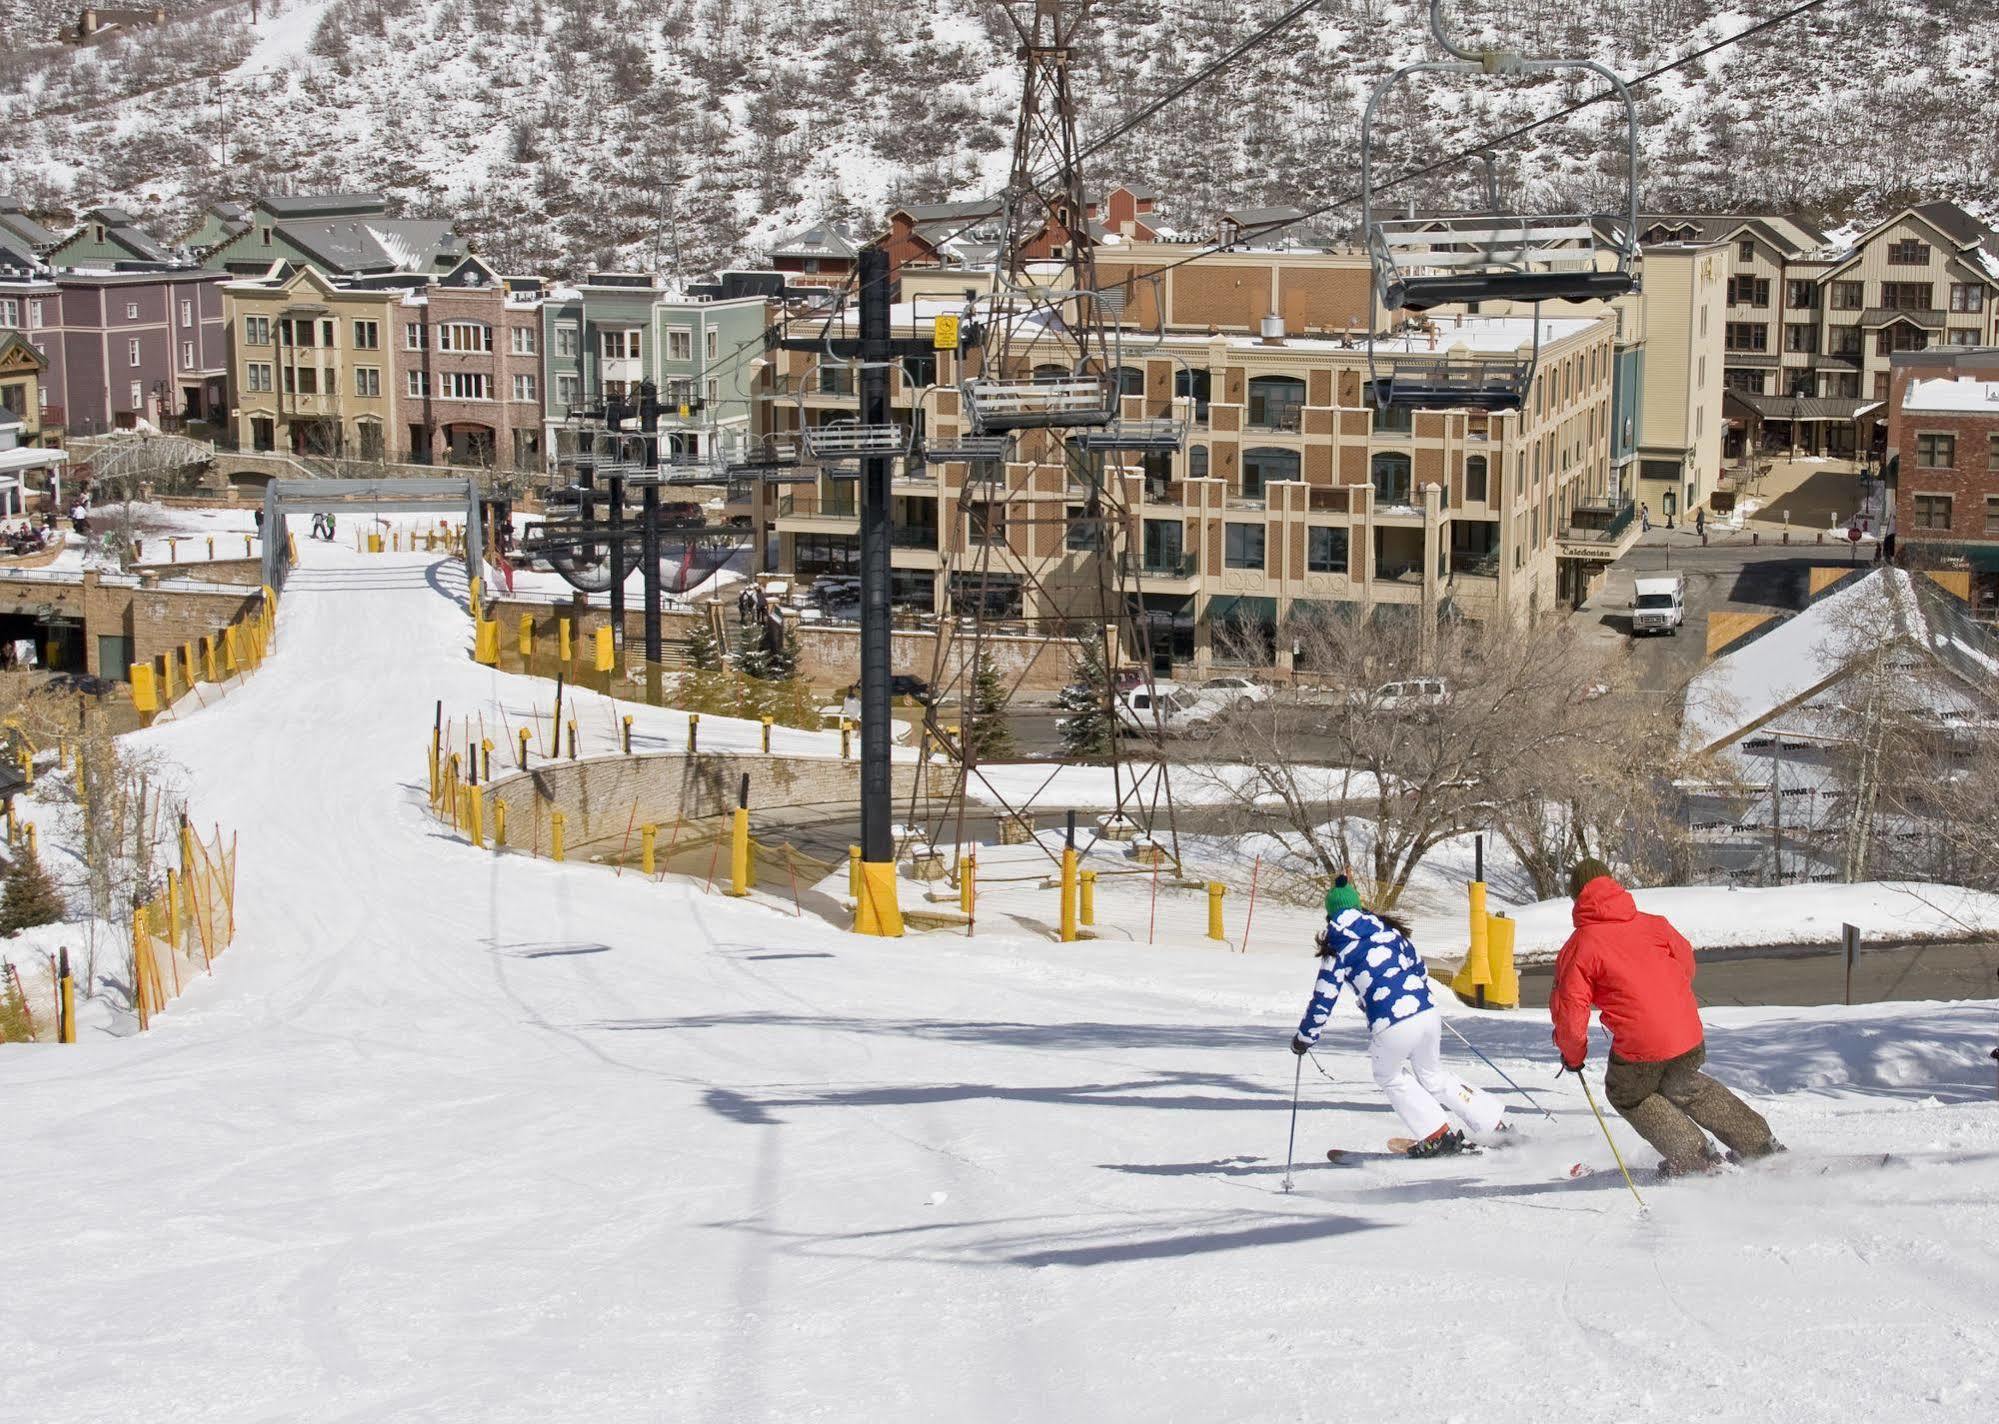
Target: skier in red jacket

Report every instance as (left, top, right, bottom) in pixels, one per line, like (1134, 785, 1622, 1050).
(1551, 859, 1780, 1175)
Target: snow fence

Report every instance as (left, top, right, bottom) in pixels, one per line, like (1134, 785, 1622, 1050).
(130, 821, 237, 1031)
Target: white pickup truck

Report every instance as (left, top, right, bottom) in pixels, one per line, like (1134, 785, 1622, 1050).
(1631, 573, 1686, 636)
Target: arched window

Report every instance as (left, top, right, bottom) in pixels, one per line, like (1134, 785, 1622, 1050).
(1371, 452, 1413, 507)
(1465, 454, 1488, 504)
(1175, 368, 1211, 420)
(1109, 366, 1146, 395)
(1032, 363, 1070, 380)
(1242, 446, 1300, 500)
(1246, 375, 1305, 431)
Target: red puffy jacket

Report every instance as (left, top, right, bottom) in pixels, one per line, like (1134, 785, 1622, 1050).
(1550, 877, 1705, 1066)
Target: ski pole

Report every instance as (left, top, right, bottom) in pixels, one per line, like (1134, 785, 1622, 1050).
(1439, 1017, 1557, 1121)
(1579, 1073, 1648, 1214)
(1281, 1055, 1303, 1194)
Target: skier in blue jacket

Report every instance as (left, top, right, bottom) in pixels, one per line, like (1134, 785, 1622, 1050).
(1291, 875, 1507, 1157)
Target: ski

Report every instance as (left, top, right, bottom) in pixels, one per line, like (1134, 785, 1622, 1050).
(1325, 1142, 1484, 1163)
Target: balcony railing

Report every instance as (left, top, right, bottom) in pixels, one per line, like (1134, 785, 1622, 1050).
(1120, 551, 1198, 579)
(1562, 500, 1637, 545)
(776, 493, 857, 520)
(1245, 406, 1303, 433)
(891, 526, 940, 549)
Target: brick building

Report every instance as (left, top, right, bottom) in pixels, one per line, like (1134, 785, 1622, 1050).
(393, 257, 545, 471)
(1888, 362, 1999, 614)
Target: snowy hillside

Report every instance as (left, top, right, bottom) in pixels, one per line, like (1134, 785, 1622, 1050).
(1, 0, 1994, 275)
(2, 536, 1997, 1419)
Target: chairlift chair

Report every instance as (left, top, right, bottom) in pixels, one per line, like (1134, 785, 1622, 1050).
(1358, 0, 1640, 411)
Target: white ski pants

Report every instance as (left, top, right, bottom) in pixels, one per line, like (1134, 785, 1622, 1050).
(1369, 1010, 1506, 1142)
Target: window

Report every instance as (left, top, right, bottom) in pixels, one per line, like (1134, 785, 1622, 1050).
(1725, 322, 1768, 352)
(1831, 281, 1864, 311)
(1141, 518, 1184, 570)
(1784, 323, 1817, 354)
(1911, 494, 1952, 531)
(1724, 369, 1768, 395)
(556, 373, 580, 408)
(244, 315, 271, 345)
(816, 364, 852, 395)
(1223, 522, 1266, 569)
(1874, 372, 1891, 400)
(0, 298, 16, 326)
(666, 328, 693, 361)
(602, 329, 640, 360)
(438, 371, 491, 400)
(181, 341, 194, 367)
(1306, 526, 1349, 573)
(353, 320, 380, 349)
(1246, 375, 1305, 431)
(1831, 325, 1863, 356)
(281, 366, 320, 395)
(27, 299, 42, 328)
(180, 299, 193, 328)
(1187, 445, 1209, 480)
(1914, 433, 1955, 468)
(245, 362, 272, 392)
(1464, 454, 1488, 503)
(1728, 277, 1770, 308)
(1174, 368, 1211, 420)
(512, 373, 537, 402)
(1948, 328, 1980, 347)
(510, 326, 536, 355)
(1241, 447, 1300, 499)
(1822, 372, 1860, 399)
(970, 501, 1006, 546)
(125, 302, 139, 320)
(355, 367, 381, 397)
(555, 324, 578, 357)
(127, 337, 141, 366)
(1887, 238, 1931, 265)
(1949, 284, 1986, 314)
(405, 322, 427, 350)
(705, 328, 719, 360)
(1371, 452, 1413, 506)
(705, 378, 719, 406)
(1064, 504, 1100, 551)
(1990, 434, 1999, 471)
(129, 381, 143, 409)
(1737, 239, 1755, 262)
(1880, 281, 1933, 311)
(1877, 324, 1928, 356)
(1987, 496, 1999, 536)
(1786, 280, 1818, 310)
(406, 369, 429, 398)
(436, 322, 492, 353)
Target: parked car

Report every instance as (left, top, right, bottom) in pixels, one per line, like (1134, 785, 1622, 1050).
(1354, 678, 1452, 714)
(1116, 684, 1219, 740)
(659, 502, 705, 528)
(1198, 675, 1271, 710)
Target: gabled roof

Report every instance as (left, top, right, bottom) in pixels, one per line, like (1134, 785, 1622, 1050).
(771, 221, 861, 261)
(435, 253, 501, 288)
(255, 193, 389, 219)
(0, 332, 48, 373)
(1637, 213, 1827, 256)
(0, 203, 59, 252)
(1823, 202, 1999, 280)
(52, 211, 170, 263)
(1684, 567, 1999, 754)
(0, 230, 39, 271)
(276, 218, 464, 275)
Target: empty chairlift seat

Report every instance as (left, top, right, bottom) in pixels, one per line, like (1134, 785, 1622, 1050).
(960, 375, 1116, 432)
(1370, 215, 1635, 312)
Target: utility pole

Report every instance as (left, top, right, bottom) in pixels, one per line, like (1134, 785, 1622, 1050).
(855, 244, 900, 935)
(640, 381, 663, 704)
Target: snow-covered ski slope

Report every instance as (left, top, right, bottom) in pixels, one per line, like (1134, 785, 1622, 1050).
(4, 541, 1998, 1421)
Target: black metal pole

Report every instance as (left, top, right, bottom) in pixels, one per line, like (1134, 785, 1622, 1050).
(640, 381, 663, 704)
(608, 471, 626, 660)
(859, 246, 893, 868)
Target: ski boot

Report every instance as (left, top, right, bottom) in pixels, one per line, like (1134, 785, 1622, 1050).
(1405, 1126, 1471, 1159)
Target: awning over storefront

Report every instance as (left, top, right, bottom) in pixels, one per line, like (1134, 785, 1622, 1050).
(1723, 390, 1868, 424)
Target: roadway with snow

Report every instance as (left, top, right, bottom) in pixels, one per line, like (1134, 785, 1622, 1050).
(4, 540, 1998, 1421)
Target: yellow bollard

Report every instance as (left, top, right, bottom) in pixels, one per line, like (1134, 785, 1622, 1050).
(183, 641, 197, 687)
(130, 663, 158, 717)
(848, 844, 862, 901)
(517, 614, 534, 660)
(728, 808, 750, 897)
(1207, 882, 1226, 941)
(517, 726, 531, 769)
(474, 618, 500, 665)
(550, 811, 566, 863)
(58, 953, 75, 1044)
(687, 714, 699, 753)
(760, 716, 773, 753)
(840, 720, 852, 759)
(622, 715, 633, 754)
(1081, 869, 1096, 927)
(959, 851, 976, 917)
(1486, 913, 1520, 1009)
(1452, 880, 1496, 1006)
(223, 626, 241, 673)
(558, 618, 572, 664)
(1059, 844, 1079, 943)
(468, 789, 485, 848)
(202, 634, 217, 683)
(854, 858, 904, 937)
(594, 626, 614, 674)
(25, 821, 37, 857)
(494, 799, 508, 849)
(641, 823, 658, 876)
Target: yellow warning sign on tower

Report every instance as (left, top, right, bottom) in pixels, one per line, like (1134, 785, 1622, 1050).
(932, 314, 961, 350)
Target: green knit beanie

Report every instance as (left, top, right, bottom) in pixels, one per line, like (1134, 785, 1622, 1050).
(1567, 857, 1614, 899)
(1324, 874, 1362, 916)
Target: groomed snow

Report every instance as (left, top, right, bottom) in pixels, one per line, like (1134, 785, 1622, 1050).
(1902, 375, 1999, 413)
(2, 539, 1997, 1421)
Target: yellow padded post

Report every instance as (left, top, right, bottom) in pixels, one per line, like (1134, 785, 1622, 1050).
(727, 808, 750, 897)
(854, 860, 904, 937)
(1081, 869, 1096, 927)
(1207, 882, 1226, 941)
(1452, 880, 1495, 1005)
(1060, 846, 1079, 943)
(550, 812, 566, 863)
(641, 824, 657, 876)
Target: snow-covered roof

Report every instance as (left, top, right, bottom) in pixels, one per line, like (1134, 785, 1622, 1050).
(1902, 376, 1999, 414)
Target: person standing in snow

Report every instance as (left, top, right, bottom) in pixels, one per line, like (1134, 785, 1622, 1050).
(1550, 859, 1781, 1175)
(1291, 875, 1508, 1158)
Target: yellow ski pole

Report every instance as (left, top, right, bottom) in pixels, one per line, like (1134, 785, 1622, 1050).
(1580, 1073, 1649, 1214)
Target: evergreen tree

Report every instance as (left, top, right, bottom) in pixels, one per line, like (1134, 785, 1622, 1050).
(1055, 640, 1115, 762)
(0, 845, 66, 935)
(735, 618, 772, 680)
(0, 961, 32, 1043)
(763, 624, 798, 682)
(963, 649, 1015, 762)
(684, 616, 721, 672)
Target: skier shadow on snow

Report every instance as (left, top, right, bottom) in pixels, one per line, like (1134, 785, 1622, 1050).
(597, 1012, 1280, 1052)
(1098, 1155, 1633, 1207)
(493, 941, 613, 959)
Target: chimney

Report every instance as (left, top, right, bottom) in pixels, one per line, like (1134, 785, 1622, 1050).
(1259, 315, 1286, 345)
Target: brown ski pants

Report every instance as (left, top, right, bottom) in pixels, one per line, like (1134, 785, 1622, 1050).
(1604, 1043, 1777, 1173)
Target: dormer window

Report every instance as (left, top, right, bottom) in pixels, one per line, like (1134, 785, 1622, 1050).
(95, 225, 106, 242)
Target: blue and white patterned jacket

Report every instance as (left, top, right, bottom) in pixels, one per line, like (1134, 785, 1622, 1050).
(1295, 907, 1436, 1042)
